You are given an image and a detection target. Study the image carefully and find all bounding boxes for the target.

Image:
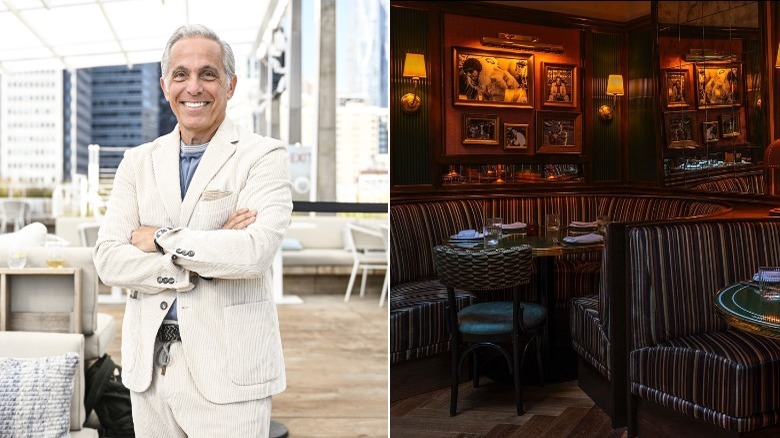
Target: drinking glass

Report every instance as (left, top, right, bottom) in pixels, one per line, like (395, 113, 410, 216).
(545, 213, 561, 240)
(758, 266, 780, 301)
(483, 217, 503, 247)
(45, 241, 66, 268)
(7, 244, 26, 269)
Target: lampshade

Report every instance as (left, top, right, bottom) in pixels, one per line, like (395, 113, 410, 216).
(403, 53, 427, 79)
(775, 43, 780, 68)
(606, 74, 624, 96)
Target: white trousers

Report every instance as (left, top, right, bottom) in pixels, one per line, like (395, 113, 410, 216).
(129, 342, 272, 437)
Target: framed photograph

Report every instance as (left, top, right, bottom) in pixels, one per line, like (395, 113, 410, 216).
(702, 121, 720, 143)
(463, 114, 499, 145)
(720, 113, 740, 138)
(542, 63, 577, 108)
(662, 68, 691, 108)
(664, 111, 699, 149)
(504, 123, 531, 151)
(453, 46, 534, 108)
(695, 63, 742, 108)
(535, 111, 582, 154)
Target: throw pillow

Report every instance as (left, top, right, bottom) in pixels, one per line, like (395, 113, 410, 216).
(0, 222, 48, 248)
(0, 352, 79, 437)
(281, 238, 303, 251)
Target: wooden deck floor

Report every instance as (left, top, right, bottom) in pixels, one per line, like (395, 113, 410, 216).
(99, 294, 389, 438)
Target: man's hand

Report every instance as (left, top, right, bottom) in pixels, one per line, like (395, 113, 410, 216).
(223, 208, 257, 230)
(131, 226, 158, 253)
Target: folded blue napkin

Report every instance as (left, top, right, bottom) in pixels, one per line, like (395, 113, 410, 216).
(451, 229, 483, 240)
(562, 233, 604, 244)
(753, 270, 780, 283)
(502, 222, 527, 230)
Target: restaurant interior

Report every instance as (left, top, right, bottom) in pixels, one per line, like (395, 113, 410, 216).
(389, 1, 780, 437)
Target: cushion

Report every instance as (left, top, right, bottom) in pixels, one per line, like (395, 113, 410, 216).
(0, 352, 79, 436)
(458, 301, 546, 335)
(281, 237, 303, 251)
(0, 222, 48, 248)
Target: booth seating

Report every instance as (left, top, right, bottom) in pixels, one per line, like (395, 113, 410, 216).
(572, 218, 780, 436)
(391, 193, 732, 401)
(626, 219, 780, 436)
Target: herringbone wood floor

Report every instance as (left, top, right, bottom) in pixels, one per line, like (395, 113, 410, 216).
(390, 378, 628, 438)
(99, 293, 389, 438)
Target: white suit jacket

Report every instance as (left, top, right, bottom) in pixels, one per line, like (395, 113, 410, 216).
(94, 118, 292, 403)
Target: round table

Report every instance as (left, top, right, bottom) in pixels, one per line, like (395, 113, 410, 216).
(714, 282, 780, 339)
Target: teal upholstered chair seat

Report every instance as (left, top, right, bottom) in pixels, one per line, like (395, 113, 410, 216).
(459, 302, 547, 335)
(434, 244, 544, 417)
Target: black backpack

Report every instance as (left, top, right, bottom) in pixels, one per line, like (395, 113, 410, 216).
(84, 354, 136, 438)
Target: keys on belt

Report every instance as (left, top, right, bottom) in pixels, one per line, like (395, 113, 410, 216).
(155, 323, 181, 375)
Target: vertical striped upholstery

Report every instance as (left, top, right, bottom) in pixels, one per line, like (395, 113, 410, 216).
(390, 194, 732, 369)
(570, 294, 610, 379)
(390, 200, 484, 364)
(690, 173, 764, 194)
(627, 220, 780, 432)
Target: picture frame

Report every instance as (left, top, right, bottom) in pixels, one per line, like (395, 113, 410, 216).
(463, 114, 499, 145)
(453, 46, 534, 108)
(694, 63, 742, 109)
(535, 111, 582, 154)
(664, 110, 699, 149)
(702, 121, 720, 143)
(720, 112, 740, 138)
(504, 123, 532, 151)
(542, 63, 577, 108)
(662, 68, 692, 109)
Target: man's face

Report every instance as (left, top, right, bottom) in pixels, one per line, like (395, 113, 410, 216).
(161, 36, 237, 144)
(466, 68, 479, 83)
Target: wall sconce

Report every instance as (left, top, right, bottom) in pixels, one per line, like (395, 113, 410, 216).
(599, 74, 624, 121)
(775, 42, 780, 68)
(401, 53, 427, 114)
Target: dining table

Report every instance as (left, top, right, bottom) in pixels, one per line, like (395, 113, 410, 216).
(714, 282, 780, 339)
(448, 229, 605, 381)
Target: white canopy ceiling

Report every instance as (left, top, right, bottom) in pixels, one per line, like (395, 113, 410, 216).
(0, 0, 276, 73)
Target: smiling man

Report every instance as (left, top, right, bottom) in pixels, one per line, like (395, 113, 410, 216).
(93, 24, 292, 436)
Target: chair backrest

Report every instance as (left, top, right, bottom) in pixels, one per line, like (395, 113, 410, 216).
(347, 223, 385, 255)
(433, 244, 533, 291)
(0, 200, 31, 232)
(78, 222, 102, 247)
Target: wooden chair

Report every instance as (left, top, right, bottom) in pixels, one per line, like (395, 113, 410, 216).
(433, 244, 545, 416)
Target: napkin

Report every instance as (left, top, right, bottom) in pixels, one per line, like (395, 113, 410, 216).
(570, 220, 598, 228)
(562, 233, 604, 244)
(753, 270, 780, 283)
(453, 229, 482, 239)
(502, 222, 527, 230)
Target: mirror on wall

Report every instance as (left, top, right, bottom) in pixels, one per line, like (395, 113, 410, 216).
(655, 1, 765, 194)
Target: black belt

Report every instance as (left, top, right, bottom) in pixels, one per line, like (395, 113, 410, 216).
(157, 324, 181, 342)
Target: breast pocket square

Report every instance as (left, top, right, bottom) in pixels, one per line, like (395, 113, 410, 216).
(202, 190, 233, 201)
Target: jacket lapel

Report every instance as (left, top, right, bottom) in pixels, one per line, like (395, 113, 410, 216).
(179, 119, 239, 226)
(152, 128, 182, 225)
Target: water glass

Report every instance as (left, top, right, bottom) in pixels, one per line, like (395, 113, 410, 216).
(7, 244, 27, 269)
(597, 215, 610, 236)
(758, 266, 780, 301)
(545, 213, 561, 240)
(45, 241, 66, 268)
(483, 217, 503, 247)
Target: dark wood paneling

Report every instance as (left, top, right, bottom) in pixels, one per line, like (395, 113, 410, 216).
(391, 6, 431, 186)
(627, 28, 660, 184)
(591, 32, 622, 182)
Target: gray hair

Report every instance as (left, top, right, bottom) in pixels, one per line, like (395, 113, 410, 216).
(161, 24, 236, 87)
